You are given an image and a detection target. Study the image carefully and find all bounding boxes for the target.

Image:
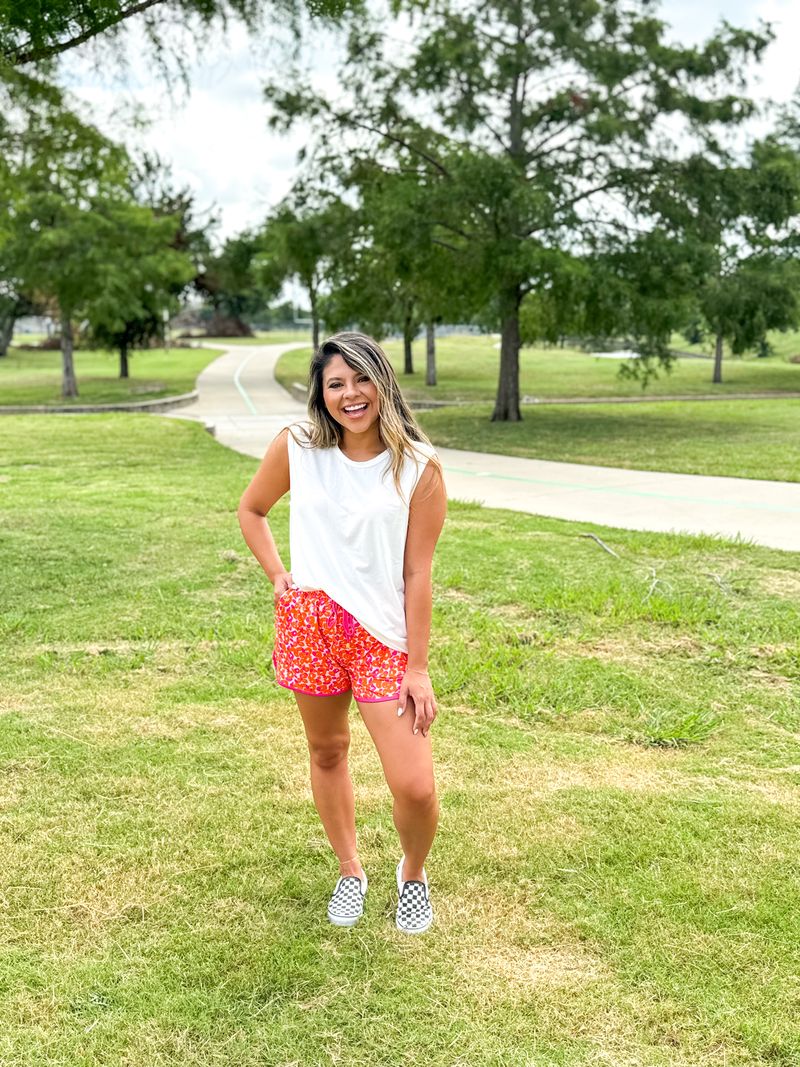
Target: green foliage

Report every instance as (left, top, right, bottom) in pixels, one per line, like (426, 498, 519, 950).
(197, 230, 277, 325)
(0, 0, 359, 66)
(257, 190, 355, 342)
(641, 140, 800, 381)
(0, 77, 197, 390)
(85, 204, 195, 368)
(265, 0, 776, 418)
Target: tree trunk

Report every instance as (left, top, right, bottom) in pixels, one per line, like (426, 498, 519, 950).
(492, 290, 522, 421)
(0, 311, 13, 357)
(425, 321, 437, 386)
(310, 287, 320, 351)
(403, 311, 414, 374)
(712, 332, 723, 384)
(61, 313, 78, 398)
(119, 342, 129, 379)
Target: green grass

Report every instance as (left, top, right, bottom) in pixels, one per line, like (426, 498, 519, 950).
(275, 333, 800, 404)
(0, 346, 223, 406)
(2, 414, 800, 1065)
(416, 398, 800, 482)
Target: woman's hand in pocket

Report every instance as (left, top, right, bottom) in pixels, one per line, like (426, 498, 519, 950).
(273, 572, 294, 606)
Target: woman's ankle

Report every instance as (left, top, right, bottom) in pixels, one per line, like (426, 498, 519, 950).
(338, 855, 364, 878)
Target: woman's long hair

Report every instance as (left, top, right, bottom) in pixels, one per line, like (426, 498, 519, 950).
(291, 331, 442, 501)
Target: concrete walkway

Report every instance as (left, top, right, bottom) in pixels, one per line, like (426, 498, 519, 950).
(167, 342, 800, 553)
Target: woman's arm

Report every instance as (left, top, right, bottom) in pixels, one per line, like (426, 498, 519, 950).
(237, 428, 293, 602)
(399, 460, 447, 737)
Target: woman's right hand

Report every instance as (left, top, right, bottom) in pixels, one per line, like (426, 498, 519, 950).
(273, 571, 294, 605)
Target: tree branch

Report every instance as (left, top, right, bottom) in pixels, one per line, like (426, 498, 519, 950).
(10, 0, 165, 65)
(331, 109, 451, 179)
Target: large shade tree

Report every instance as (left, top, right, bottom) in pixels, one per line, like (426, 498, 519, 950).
(265, 0, 773, 420)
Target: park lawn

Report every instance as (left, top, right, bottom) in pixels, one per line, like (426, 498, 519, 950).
(0, 345, 223, 407)
(416, 398, 800, 483)
(275, 333, 800, 404)
(1, 415, 799, 1066)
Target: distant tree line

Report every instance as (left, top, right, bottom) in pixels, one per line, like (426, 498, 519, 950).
(3, 0, 800, 414)
(258, 0, 800, 419)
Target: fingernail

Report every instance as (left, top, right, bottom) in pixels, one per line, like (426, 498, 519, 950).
(397, 707, 403, 716)
(413, 728, 418, 735)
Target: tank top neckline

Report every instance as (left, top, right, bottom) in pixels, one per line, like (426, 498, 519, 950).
(335, 444, 389, 467)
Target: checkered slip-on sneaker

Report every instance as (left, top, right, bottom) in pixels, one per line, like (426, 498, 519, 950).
(395, 856, 433, 934)
(327, 872, 368, 927)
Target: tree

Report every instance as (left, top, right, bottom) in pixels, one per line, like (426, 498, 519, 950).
(639, 141, 800, 383)
(0, 0, 357, 66)
(0, 292, 41, 357)
(259, 193, 354, 349)
(197, 229, 281, 335)
(1, 91, 136, 396)
(352, 164, 480, 377)
(265, 1, 773, 420)
(1, 85, 196, 394)
(86, 202, 195, 377)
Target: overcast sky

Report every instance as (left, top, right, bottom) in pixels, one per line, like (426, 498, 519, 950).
(59, 0, 800, 246)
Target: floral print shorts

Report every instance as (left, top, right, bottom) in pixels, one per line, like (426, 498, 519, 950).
(272, 587, 408, 703)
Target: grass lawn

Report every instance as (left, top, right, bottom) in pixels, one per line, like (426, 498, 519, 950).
(1, 414, 799, 1065)
(275, 333, 800, 405)
(416, 398, 800, 483)
(0, 346, 223, 407)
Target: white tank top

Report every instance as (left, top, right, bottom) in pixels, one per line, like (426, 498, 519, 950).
(286, 425, 438, 652)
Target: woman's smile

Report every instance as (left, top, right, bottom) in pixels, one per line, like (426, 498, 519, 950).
(342, 402, 369, 419)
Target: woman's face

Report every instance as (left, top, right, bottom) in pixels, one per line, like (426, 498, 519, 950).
(321, 354, 380, 436)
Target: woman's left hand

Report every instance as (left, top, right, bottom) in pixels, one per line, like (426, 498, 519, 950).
(398, 668, 438, 737)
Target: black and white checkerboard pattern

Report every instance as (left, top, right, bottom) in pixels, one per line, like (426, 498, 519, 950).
(327, 875, 366, 926)
(396, 878, 433, 933)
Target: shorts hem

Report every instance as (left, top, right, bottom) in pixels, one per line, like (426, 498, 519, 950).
(353, 690, 401, 703)
(274, 678, 352, 698)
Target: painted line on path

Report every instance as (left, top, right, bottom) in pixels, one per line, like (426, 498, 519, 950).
(233, 351, 259, 415)
(441, 464, 800, 515)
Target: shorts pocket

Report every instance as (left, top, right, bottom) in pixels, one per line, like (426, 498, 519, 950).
(275, 586, 297, 610)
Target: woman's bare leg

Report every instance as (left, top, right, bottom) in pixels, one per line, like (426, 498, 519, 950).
(355, 697, 439, 882)
(293, 689, 365, 879)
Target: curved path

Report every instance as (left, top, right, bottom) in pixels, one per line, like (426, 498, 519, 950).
(167, 342, 800, 552)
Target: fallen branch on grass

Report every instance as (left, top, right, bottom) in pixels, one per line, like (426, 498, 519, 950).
(579, 532, 621, 559)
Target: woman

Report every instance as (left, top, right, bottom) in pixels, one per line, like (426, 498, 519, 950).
(238, 331, 447, 934)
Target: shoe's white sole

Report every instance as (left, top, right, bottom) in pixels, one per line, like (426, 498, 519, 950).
(328, 912, 361, 927)
(396, 913, 433, 934)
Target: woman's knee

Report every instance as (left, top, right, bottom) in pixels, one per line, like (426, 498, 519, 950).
(307, 735, 350, 769)
(392, 776, 437, 808)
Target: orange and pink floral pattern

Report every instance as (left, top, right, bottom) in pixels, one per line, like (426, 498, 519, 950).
(272, 588, 408, 702)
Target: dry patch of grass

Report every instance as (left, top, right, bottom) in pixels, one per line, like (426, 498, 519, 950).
(450, 888, 710, 1067)
(498, 749, 691, 797)
(758, 571, 800, 598)
(566, 634, 705, 667)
